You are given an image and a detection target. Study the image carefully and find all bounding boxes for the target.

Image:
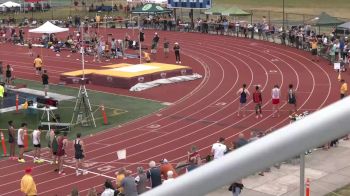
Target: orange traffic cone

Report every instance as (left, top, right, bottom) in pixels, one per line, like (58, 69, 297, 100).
(101, 104, 108, 125)
(23, 129, 28, 151)
(305, 178, 310, 196)
(1, 132, 7, 157)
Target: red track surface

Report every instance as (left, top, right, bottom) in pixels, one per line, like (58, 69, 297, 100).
(0, 29, 344, 195)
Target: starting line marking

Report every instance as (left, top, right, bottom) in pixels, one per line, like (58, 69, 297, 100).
(23, 154, 115, 179)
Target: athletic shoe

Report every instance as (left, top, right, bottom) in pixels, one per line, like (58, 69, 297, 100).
(260, 114, 263, 118)
(256, 115, 259, 119)
(37, 159, 44, 163)
(179, 61, 181, 64)
(59, 172, 66, 176)
(18, 159, 25, 163)
(83, 170, 88, 175)
(176, 61, 178, 64)
(76, 170, 81, 176)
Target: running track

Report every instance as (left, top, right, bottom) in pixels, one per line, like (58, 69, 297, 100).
(0, 29, 344, 195)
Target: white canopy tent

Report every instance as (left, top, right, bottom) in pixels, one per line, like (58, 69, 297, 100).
(0, 1, 21, 8)
(338, 22, 350, 30)
(29, 21, 69, 34)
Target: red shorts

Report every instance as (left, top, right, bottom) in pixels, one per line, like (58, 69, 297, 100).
(272, 99, 280, 105)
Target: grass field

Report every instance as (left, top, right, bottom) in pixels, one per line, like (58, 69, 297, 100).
(325, 183, 350, 196)
(0, 79, 165, 157)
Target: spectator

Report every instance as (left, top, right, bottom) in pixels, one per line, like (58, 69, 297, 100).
(135, 167, 147, 194)
(186, 157, 198, 172)
(70, 187, 79, 196)
(160, 158, 178, 180)
(20, 167, 37, 196)
(115, 168, 126, 194)
(101, 179, 115, 196)
(340, 79, 347, 99)
(146, 161, 162, 188)
(211, 137, 227, 160)
(229, 180, 244, 196)
(87, 187, 97, 196)
(163, 171, 175, 184)
(187, 145, 202, 165)
(234, 133, 248, 149)
(121, 170, 138, 196)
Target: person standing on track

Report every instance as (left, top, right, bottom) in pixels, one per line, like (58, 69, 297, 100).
(287, 84, 297, 114)
(173, 42, 181, 64)
(340, 79, 348, 99)
(271, 85, 281, 117)
(32, 126, 43, 164)
(8, 120, 16, 160)
(252, 85, 263, 118)
(163, 38, 169, 58)
(237, 84, 250, 117)
(33, 55, 43, 76)
(41, 70, 49, 98)
(5, 64, 13, 85)
(17, 123, 27, 163)
(0, 82, 4, 108)
(57, 131, 68, 175)
(28, 39, 33, 56)
(310, 38, 318, 62)
(74, 133, 88, 176)
(20, 167, 37, 196)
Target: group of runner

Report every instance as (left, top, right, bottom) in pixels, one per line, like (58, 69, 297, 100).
(7, 120, 87, 176)
(236, 83, 297, 118)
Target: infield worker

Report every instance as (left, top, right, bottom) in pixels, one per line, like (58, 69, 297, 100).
(271, 85, 281, 117)
(340, 79, 348, 99)
(74, 133, 88, 176)
(32, 126, 43, 164)
(41, 70, 49, 98)
(236, 84, 250, 117)
(17, 123, 27, 163)
(173, 42, 181, 64)
(33, 55, 43, 75)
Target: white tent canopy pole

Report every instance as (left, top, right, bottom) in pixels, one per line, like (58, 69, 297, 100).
(142, 97, 350, 196)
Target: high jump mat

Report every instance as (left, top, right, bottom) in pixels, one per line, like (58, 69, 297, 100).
(60, 63, 193, 89)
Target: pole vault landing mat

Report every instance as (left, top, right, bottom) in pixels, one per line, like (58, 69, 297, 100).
(60, 63, 193, 89)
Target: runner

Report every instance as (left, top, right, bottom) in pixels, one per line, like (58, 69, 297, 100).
(287, 84, 297, 114)
(41, 70, 49, 98)
(5, 64, 13, 85)
(310, 37, 318, 61)
(236, 84, 250, 117)
(174, 42, 181, 64)
(252, 85, 263, 119)
(17, 123, 27, 163)
(271, 85, 281, 117)
(74, 133, 88, 176)
(8, 120, 16, 160)
(57, 131, 68, 175)
(32, 126, 44, 164)
(33, 55, 43, 75)
(51, 130, 59, 171)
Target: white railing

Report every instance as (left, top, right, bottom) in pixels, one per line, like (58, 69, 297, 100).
(142, 97, 350, 196)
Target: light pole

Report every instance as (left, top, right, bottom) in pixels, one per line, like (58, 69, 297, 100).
(282, 0, 285, 31)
